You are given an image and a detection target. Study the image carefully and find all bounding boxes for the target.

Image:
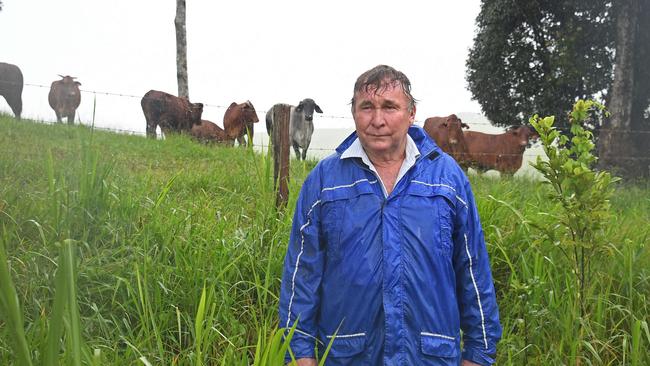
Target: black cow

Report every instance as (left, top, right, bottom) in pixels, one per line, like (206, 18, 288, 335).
(0, 62, 23, 119)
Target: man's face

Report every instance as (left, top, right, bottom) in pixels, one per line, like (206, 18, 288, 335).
(352, 81, 416, 158)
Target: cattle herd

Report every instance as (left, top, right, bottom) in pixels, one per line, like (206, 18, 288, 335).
(1, 61, 539, 175)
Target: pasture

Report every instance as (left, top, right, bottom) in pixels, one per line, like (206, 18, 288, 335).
(0, 114, 649, 365)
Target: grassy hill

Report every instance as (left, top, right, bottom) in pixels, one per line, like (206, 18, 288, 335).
(1, 115, 649, 365)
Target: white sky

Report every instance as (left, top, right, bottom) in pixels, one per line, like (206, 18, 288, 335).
(0, 0, 485, 133)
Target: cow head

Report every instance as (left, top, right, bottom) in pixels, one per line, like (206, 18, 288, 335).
(444, 115, 468, 147)
(445, 116, 468, 160)
(242, 100, 260, 123)
(189, 102, 204, 125)
(296, 98, 323, 122)
(52, 75, 82, 107)
(507, 125, 539, 148)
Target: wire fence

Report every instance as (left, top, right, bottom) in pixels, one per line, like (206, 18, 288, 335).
(3, 80, 650, 128)
(2, 80, 650, 160)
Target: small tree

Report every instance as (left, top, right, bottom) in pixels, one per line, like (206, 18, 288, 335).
(529, 100, 618, 316)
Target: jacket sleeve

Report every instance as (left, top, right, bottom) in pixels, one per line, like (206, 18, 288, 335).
(278, 169, 324, 360)
(452, 180, 502, 366)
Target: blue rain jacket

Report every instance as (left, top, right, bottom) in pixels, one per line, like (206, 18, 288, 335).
(279, 126, 502, 365)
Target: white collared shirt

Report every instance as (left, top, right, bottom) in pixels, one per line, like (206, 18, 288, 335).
(340, 135, 421, 197)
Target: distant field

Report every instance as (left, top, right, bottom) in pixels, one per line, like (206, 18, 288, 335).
(1, 115, 648, 365)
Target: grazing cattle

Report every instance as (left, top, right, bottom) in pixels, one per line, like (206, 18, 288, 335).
(141, 90, 203, 138)
(462, 125, 539, 176)
(423, 114, 469, 163)
(0, 62, 23, 119)
(222, 100, 259, 147)
(191, 119, 226, 143)
(48, 75, 81, 124)
(266, 98, 323, 160)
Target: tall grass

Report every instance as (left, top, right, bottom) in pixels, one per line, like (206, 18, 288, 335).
(0, 115, 648, 365)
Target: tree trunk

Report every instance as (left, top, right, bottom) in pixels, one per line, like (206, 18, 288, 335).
(631, 0, 650, 179)
(175, 0, 189, 99)
(599, 0, 639, 178)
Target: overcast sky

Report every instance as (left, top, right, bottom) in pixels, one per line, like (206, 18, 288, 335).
(0, 0, 485, 133)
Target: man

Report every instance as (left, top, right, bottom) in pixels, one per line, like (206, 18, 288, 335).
(278, 65, 501, 365)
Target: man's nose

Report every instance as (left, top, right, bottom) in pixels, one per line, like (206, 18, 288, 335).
(369, 108, 385, 126)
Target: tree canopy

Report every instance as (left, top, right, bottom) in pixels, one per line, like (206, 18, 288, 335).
(466, 0, 615, 129)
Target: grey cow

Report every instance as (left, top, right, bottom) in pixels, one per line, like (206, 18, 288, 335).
(0, 62, 23, 119)
(266, 98, 322, 160)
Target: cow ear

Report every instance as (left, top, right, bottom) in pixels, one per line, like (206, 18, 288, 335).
(315, 104, 323, 113)
(296, 102, 304, 112)
(75, 81, 81, 86)
(442, 122, 448, 127)
(461, 122, 470, 129)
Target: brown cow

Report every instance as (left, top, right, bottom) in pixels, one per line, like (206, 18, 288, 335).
(222, 100, 259, 147)
(462, 125, 539, 176)
(141, 90, 203, 138)
(191, 119, 226, 143)
(423, 114, 469, 163)
(48, 75, 81, 124)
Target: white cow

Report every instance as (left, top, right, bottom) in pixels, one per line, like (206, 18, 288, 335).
(266, 98, 323, 160)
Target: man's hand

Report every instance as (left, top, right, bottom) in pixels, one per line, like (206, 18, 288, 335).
(288, 358, 317, 366)
(461, 360, 482, 366)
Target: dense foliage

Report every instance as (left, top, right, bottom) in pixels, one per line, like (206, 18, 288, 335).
(466, 0, 615, 128)
(1, 116, 649, 364)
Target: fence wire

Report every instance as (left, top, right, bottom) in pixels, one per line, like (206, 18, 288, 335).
(1, 80, 649, 160)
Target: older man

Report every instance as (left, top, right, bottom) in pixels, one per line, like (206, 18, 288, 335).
(278, 65, 501, 365)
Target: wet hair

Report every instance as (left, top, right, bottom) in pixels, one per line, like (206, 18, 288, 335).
(350, 65, 417, 112)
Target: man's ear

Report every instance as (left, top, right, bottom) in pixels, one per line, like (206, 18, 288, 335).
(409, 105, 416, 124)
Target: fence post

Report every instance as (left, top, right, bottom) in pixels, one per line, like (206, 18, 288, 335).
(273, 104, 291, 209)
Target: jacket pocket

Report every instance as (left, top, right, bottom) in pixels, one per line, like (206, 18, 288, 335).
(420, 333, 459, 358)
(319, 181, 376, 261)
(402, 183, 457, 258)
(324, 333, 366, 358)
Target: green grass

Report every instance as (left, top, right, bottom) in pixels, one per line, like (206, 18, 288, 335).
(0, 115, 648, 365)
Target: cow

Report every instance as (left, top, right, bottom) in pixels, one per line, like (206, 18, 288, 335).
(423, 114, 470, 163)
(191, 119, 227, 143)
(0, 62, 23, 119)
(222, 100, 259, 147)
(462, 125, 539, 176)
(141, 90, 203, 138)
(266, 98, 323, 160)
(48, 75, 81, 124)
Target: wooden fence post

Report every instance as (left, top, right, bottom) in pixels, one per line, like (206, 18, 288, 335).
(273, 104, 291, 209)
